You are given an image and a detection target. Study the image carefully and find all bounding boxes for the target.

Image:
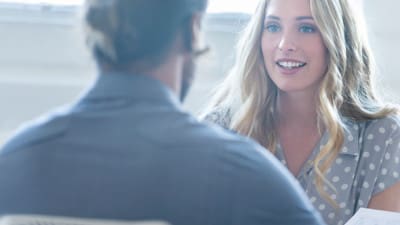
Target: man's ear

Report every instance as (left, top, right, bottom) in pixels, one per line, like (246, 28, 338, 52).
(183, 13, 204, 54)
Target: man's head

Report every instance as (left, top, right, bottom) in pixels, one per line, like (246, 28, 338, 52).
(84, 0, 208, 100)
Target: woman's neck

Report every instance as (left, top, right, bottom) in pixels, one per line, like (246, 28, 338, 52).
(277, 90, 319, 129)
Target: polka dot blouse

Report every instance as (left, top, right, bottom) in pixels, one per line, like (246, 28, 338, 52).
(204, 109, 400, 225)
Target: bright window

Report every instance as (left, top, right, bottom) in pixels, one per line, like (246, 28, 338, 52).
(0, 0, 82, 5)
(208, 0, 259, 13)
(0, 0, 260, 13)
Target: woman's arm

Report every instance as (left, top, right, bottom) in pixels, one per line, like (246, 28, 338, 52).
(368, 116, 400, 211)
(368, 182, 400, 211)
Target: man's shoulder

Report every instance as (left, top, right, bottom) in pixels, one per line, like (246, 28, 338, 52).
(186, 118, 325, 224)
(179, 113, 256, 149)
(178, 114, 283, 169)
(0, 107, 71, 155)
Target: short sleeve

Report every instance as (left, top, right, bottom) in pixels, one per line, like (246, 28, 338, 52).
(201, 107, 232, 129)
(372, 117, 400, 195)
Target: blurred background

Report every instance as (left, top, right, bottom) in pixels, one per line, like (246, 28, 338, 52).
(0, 0, 398, 144)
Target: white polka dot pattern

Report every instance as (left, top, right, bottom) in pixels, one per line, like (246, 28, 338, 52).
(348, 135, 354, 141)
(283, 116, 400, 225)
(379, 127, 386, 133)
(202, 107, 231, 129)
(332, 176, 340, 183)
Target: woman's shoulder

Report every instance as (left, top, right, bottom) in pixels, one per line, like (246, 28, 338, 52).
(357, 114, 400, 197)
(357, 114, 400, 154)
(201, 106, 232, 129)
(364, 114, 400, 136)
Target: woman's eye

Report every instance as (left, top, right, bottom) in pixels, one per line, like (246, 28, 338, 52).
(265, 24, 281, 33)
(299, 25, 316, 33)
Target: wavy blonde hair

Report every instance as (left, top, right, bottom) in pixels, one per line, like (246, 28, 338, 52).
(205, 0, 398, 206)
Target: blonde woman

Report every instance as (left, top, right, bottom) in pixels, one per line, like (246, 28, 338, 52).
(203, 0, 400, 224)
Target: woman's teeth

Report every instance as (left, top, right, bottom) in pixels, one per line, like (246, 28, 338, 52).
(277, 61, 306, 69)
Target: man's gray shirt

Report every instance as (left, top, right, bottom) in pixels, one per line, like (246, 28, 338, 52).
(0, 73, 325, 225)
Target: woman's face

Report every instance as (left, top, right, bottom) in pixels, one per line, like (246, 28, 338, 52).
(261, 0, 328, 95)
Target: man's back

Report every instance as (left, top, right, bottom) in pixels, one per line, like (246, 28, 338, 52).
(0, 74, 324, 225)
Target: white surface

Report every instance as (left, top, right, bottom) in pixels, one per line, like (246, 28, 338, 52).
(345, 208, 400, 225)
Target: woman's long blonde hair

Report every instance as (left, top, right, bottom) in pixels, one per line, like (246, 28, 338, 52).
(205, 0, 398, 205)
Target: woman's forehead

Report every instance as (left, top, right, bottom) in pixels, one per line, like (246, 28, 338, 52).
(265, 0, 312, 17)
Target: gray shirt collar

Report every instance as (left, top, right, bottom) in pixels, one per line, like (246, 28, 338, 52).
(82, 71, 181, 108)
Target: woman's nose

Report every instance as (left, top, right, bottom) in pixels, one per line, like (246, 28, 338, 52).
(278, 33, 297, 52)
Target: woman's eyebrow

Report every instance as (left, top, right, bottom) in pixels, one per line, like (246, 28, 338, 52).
(265, 15, 280, 21)
(265, 15, 314, 21)
(296, 16, 314, 21)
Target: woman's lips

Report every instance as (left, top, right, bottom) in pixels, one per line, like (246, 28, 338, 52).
(275, 59, 307, 75)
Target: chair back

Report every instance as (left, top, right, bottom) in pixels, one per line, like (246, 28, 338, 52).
(0, 214, 170, 225)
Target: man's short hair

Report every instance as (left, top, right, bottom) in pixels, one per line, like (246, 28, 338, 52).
(85, 0, 208, 67)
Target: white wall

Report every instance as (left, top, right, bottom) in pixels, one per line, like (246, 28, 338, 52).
(364, 0, 400, 103)
(0, 3, 94, 142)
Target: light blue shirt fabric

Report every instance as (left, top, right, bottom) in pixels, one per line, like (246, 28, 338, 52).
(0, 73, 324, 225)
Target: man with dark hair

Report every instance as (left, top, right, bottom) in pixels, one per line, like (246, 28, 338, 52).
(0, 1, 325, 225)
